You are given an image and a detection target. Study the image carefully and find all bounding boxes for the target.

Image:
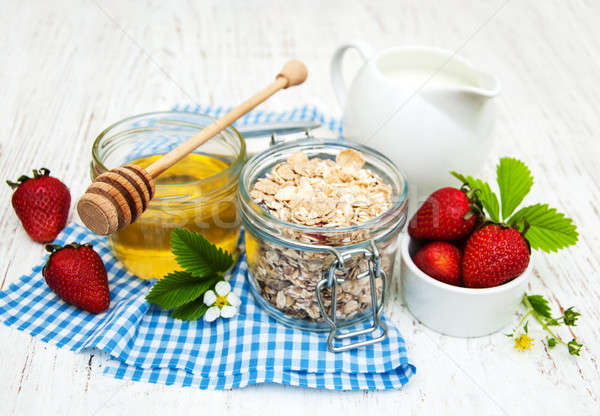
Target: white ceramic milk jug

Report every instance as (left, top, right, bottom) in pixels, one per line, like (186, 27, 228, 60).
(331, 41, 500, 195)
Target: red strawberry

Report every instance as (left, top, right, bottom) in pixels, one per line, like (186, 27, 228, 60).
(413, 241, 462, 286)
(7, 168, 70, 242)
(408, 187, 479, 241)
(42, 243, 110, 313)
(462, 224, 530, 288)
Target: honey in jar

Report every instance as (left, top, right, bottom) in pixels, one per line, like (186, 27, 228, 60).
(109, 153, 240, 279)
(90, 112, 247, 280)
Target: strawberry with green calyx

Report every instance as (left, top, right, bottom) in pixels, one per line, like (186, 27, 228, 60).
(452, 157, 578, 287)
(413, 241, 462, 286)
(408, 186, 483, 241)
(42, 243, 110, 314)
(7, 168, 70, 243)
(451, 157, 578, 253)
(462, 224, 530, 288)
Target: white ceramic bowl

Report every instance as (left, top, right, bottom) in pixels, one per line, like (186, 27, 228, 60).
(400, 233, 533, 337)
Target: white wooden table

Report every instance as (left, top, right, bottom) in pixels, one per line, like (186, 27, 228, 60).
(1, 1, 599, 414)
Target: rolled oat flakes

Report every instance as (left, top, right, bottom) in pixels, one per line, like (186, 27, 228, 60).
(248, 149, 395, 322)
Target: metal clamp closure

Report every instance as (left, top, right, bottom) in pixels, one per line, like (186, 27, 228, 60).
(269, 127, 316, 147)
(315, 240, 388, 352)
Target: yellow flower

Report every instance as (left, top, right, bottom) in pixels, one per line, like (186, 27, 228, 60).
(514, 334, 533, 352)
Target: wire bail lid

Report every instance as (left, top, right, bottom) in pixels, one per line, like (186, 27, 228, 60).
(315, 240, 388, 352)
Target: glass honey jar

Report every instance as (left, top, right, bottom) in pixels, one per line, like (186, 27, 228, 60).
(90, 111, 247, 279)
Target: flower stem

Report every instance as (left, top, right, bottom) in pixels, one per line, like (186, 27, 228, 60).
(516, 310, 533, 331)
(522, 295, 566, 345)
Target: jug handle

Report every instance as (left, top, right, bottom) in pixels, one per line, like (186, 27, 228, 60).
(330, 41, 375, 108)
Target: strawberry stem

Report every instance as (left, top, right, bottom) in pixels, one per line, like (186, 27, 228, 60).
(6, 169, 50, 189)
(462, 187, 484, 220)
(45, 244, 64, 253)
(521, 218, 531, 235)
(516, 310, 533, 331)
(45, 242, 90, 253)
(32, 168, 50, 178)
(522, 295, 566, 346)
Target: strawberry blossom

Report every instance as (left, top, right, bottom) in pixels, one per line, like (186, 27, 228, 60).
(203, 281, 241, 322)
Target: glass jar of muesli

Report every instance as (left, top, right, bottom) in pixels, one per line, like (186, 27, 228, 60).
(237, 139, 408, 351)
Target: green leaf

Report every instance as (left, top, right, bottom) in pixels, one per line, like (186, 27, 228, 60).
(546, 317, 561, 326)
(469, 179, 500, 223)
(563, 307, 580, 326)
(523, 320, 529, 334)
(508, 203, 578, 252)
(527, 294, 552, 319)
(171, 228, 234, 276)
(496, 157, 534, 220)
(451, 172, 500, 222)
(450, 171, 469, 184)
(145, 271, 221, 309)
(547, 337, 557, 348)
(170, 298, 209, 321)
(567, 339, 583, 356)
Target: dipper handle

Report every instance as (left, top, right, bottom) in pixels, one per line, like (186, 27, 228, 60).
(77, 60, 307, 235)
(146, 59, 308, 177)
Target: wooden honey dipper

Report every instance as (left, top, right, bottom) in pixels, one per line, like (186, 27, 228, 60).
(77, 60, 308, 235)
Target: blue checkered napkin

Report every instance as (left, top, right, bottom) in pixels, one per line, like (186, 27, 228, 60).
(125, 105, 343, 164)
(0, 224, 415, 390)
(171, 103, 343, 136)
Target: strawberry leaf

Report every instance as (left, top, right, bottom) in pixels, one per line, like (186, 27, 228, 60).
(171, 228, 234, 276)
(509, 203, 578, 252)
(170, 298, 209, 321)
(449, 171, 469, 185)
(145, 271, 221, 309)
(451, 172, 500, 222)
(496, 158, 533, 220)
(526, 294, 552, 319)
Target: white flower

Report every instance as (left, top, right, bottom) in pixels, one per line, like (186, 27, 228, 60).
(203, 290, 217, 306)
(215, 281, 231, 296)
(203, 280, 240, 322)
(227, 292, 241, 307)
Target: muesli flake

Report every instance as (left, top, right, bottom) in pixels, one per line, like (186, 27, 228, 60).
(248, 149, 395, 321)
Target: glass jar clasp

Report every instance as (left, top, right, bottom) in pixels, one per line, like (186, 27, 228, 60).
(315, 240, 388, 352)
(269, 128, 316, 147)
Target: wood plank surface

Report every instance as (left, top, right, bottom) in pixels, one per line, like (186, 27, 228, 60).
(0, 1, 598, 414)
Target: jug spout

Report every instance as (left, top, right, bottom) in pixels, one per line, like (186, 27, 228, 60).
(458, 68, 501, 98)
